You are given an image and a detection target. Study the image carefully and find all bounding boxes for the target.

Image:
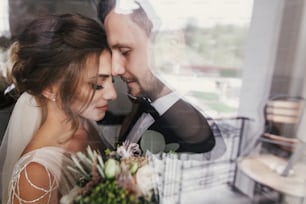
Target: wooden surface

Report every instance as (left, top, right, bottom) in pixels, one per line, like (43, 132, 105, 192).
(238, 154, 306, 197)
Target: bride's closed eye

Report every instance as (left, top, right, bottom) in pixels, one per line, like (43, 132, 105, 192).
(88, 75, 114, 90)
(89, 83, 104, 90)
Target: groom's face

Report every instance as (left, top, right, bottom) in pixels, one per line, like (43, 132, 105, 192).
(104, 11, 158, 99)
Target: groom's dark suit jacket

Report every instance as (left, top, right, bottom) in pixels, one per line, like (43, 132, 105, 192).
(118, 99, 216, 153)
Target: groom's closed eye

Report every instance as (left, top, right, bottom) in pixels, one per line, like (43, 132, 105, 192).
(119, 48, 131, 56)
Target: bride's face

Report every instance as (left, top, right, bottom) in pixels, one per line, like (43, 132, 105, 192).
(72, 50, 117, 121)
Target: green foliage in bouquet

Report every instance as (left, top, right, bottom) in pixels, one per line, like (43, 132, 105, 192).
(74, 179, 135, 204)
(74, 179, 156, 204)
(63, 143, 158, 204)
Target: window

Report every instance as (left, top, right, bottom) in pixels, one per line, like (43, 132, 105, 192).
(151, 0, 254, 118)
(0, 0, 10, 78)
(0, 0, 9, 37)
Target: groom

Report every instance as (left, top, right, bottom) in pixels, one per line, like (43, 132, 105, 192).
(97, 0, 218, 153)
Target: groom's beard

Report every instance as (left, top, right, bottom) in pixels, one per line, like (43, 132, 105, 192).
(138, 75, 166, 101)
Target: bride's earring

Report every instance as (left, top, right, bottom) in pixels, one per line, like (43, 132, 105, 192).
(42, 90, 57, 102)
(45, 95, 56, 102)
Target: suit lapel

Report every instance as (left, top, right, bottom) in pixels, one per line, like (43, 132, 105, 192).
(118, 103, 143, 142)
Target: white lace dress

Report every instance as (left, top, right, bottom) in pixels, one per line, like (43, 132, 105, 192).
(7, 147, 77, 204)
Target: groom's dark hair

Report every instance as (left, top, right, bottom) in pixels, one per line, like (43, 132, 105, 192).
(97, 0, 153, 36)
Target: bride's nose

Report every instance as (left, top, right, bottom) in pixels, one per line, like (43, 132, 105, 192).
(103, 79, 117, 100)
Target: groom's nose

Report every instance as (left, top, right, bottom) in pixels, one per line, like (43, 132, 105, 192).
(111, 52, 125, 76)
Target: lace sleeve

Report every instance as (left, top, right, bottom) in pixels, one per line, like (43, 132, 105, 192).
(9, 162, 59, 204)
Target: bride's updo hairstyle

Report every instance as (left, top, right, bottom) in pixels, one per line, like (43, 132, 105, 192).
(8, 14, 108, 128)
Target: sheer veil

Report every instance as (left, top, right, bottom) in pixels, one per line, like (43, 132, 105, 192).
(0, 92, 41, 203)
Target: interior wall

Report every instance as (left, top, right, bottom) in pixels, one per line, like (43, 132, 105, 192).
(8, 0, 96, 37)
(270, 0, 305, 97)
(269, 0, 306, 139)
(289, 0, 306, 97)
(9, 0, 55, 36)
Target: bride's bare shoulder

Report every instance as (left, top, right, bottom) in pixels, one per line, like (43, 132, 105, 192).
(11, 162, 58, 204)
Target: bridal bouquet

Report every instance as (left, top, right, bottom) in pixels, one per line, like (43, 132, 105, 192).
(61, 142, 158, 204)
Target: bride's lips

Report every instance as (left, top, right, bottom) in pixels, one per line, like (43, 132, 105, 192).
(96, 105, 108, 111)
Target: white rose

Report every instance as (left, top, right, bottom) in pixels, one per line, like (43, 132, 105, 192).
(60, 186, 81, 204)
(135, 165, 157, 199)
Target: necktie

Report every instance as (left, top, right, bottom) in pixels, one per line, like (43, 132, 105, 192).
(140, 97, 160, 119)
(128, 95, 160, 119)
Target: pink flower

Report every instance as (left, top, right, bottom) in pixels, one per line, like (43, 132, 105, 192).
(116, 141, 142, 158)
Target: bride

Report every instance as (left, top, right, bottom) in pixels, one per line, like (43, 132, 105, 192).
(0, 14, 117, 203)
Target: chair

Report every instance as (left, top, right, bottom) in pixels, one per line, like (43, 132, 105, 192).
(238, 96, 306, 201)
(260, 96, 304, 152)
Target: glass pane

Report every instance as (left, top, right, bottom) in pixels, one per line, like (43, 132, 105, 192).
(0, 0, 9, 81)
(152, 0, 254, 118)
(0, 0, 9, 37)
